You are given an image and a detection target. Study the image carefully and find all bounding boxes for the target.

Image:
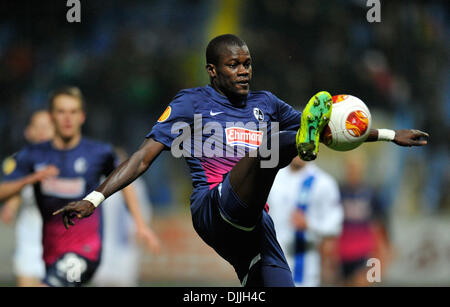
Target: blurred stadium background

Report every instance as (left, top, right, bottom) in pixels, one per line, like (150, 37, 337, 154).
(0, 0, 448, 286)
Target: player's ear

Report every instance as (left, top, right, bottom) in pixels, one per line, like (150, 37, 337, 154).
(206, 64, 216, 78)
(80, 110, 86, 125)
(24, 126, 32, 142)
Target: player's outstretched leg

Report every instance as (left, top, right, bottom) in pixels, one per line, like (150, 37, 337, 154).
(228, 91, 332, 225)
(296, 91, 332, 161)
(217, 91, 332, 287)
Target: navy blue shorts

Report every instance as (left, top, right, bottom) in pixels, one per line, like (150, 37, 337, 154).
(43, 252, 99, 287)
(191, 174, 294, 287)
(341, 257, 369, 279)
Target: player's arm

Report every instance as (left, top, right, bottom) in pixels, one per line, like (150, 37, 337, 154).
(319, 237, 340, 286)
(121, 184, 161, 254)
(0, 166, 59, 202)
(1, 195, 22, 224)
(365, 128, 428, 146)
(291, 210, 308, 231)
(0, 179, 30, 203)
(53, 138, 165, 229)
(312, 178, 343, 285)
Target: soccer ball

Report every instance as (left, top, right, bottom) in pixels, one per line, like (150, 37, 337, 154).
(322, 94, 372, 151)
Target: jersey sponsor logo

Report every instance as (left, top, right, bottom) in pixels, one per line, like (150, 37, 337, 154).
(225, 127, 263, 148)
(2, 156, 16, 176)
(74, 157, 88, 174)
(343, 198, 371, 221)
(253, 107, 264, 121)
(157, 106, 172, 122)
(41, 177, 86, 198)
(170, 114, 279, 168)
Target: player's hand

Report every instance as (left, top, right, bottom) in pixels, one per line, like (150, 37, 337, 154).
(393, 129, 429, 147)
(136, 223, 161, 254)
(29, 165, 59, 184)
(291, 210, 308, 230)
(0, 201, 19, 224)
(52, 200, 96, 229)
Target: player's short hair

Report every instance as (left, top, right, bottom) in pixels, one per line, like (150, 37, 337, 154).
(48, 86, 85, 111)
(206, 34, 247, 65)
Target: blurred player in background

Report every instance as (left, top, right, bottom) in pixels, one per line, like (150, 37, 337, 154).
(0, 86, 158, 287)
(268, 156, 343, 286)
(337, 153, 393, 286)
(54, 34, 428, 287)
(1, 110, 54, 286)
(92, 148, 160, 287)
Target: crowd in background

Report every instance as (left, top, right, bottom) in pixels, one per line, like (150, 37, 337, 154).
(0, 0, 448, 212)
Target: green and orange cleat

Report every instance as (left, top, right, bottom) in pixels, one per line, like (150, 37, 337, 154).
(296, 91, 333, 161)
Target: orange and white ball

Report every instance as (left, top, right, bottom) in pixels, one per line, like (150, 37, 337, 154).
(322, 94, 372, 151)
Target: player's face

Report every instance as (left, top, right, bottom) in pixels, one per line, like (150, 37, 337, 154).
(290, 156, 306, 171)
(209, 44, 252, 98)
(50, 95, 85, 140)
(26, 112, 55, 144)
(346, 159, 365, 186)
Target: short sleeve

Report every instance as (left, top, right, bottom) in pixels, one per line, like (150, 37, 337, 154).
(2, 148, 33, 181)
(146, 91, 194, 149)
(270, 92, 301, 131)
(308, 174, 343, 237)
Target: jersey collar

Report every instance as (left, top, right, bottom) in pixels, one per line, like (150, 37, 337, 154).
(205, 85, 248, 108)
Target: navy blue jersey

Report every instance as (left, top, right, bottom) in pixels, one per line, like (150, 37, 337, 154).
(3, 138, 117, 265)
(338, 184, 384, 261)
(147, 85, 301, 201)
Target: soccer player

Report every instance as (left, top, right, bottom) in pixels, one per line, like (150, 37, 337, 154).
(92, 148, 160, 287)
(54, 34, 428, 286)
(0, 86, 157, 287)
(268, 156, 343, 286)
(1, 110, 54, 286)
(337, 153, 392, 286)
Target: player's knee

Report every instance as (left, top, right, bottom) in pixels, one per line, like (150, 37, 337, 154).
(217, 179, 261, 230)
